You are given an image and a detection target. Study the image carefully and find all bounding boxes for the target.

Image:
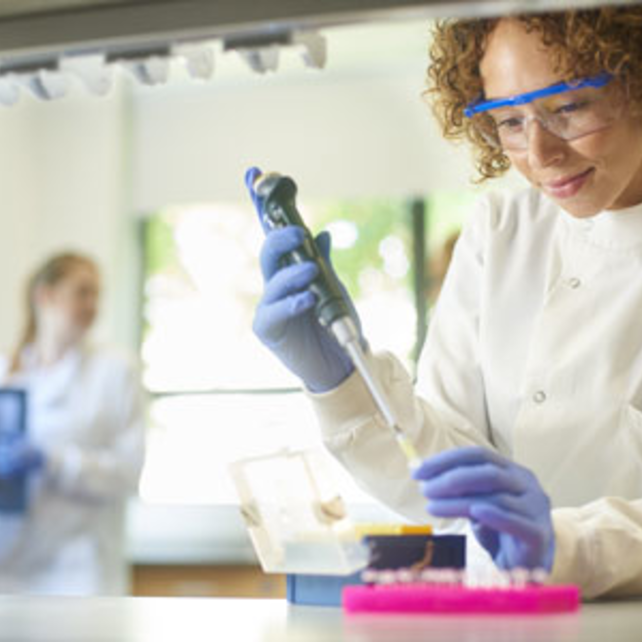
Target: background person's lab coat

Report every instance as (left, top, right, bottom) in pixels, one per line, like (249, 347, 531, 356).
(0, 343, 145, 595)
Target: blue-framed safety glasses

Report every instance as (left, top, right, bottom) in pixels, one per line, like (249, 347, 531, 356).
(464, 72, 625, 151)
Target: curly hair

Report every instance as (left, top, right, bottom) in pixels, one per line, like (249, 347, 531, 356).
(425, 7, 642, 181)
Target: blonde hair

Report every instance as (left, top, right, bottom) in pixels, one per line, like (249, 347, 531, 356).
(9, 252, 98, 374)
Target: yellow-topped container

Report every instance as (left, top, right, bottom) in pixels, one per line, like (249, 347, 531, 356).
(354, 523, 433, 538)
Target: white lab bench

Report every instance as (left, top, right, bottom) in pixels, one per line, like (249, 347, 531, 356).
(0, 595, 640, 642)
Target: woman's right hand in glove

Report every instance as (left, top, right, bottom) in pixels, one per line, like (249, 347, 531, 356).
(247, 166, 356, 392)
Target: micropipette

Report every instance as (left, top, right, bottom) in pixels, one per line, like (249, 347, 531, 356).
(253, 172, 420, 468)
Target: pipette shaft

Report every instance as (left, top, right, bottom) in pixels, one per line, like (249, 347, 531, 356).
(330, 317, 420, 467)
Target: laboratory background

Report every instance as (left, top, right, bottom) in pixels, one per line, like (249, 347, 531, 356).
(0, 10, 523, 598)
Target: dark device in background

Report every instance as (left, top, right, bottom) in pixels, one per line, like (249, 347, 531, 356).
(0, 388, 28, 513)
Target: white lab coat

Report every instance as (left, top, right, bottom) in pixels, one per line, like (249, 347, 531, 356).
(309, 187, 642, 599)
(0, 343, 145, 595)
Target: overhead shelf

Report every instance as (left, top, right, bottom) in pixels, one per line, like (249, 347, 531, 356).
(0, 0, 632, 62)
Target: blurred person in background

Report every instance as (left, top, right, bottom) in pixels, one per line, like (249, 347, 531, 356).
(0, 252, 145, 595)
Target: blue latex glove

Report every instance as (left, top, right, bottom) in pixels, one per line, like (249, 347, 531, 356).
(0, 433, 45, 480)
(412, 446, 555, 571)
(246, 166, 357, 392)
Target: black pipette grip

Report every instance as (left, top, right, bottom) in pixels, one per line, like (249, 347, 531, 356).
(255, 173, 352, 328)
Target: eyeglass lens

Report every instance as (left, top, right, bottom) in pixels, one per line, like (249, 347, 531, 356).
(472, 83, 625, 151)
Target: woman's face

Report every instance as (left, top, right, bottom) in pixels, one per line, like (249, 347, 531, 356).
(38, 264, 101, 341)
(480, 19, 642, 217)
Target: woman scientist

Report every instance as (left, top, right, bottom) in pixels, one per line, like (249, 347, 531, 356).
(0, 252, 145, 595)
(248, 6, 642, 599)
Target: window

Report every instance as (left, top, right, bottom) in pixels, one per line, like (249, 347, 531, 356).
(138, 192, 473, 505)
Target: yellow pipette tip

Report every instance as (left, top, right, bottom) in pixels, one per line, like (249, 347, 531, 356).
(394, 431, 421, 470)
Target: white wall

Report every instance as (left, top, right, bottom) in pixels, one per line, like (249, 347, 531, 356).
(131, 43, 485, 210)
(0, 103, 38, 355)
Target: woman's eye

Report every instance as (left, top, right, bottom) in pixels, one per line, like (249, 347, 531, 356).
(554, 100, 589, 115)
(497, 117, 524, 131)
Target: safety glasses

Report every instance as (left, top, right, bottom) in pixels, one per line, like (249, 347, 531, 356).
(464, 72, 626, 151)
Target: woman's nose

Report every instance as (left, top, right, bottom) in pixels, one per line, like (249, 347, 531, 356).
(525, 119, 567, 169)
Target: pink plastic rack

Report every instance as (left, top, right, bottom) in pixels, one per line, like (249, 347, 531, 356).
(343, 582, 580, 615)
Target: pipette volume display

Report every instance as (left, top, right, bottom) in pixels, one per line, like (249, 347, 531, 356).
(253, 171, 419, 468)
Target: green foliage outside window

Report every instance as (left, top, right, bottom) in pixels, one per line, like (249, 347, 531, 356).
(313, 199, 412, 301)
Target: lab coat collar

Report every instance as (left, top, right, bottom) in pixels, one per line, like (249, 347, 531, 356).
(560, 200, 642, 251)
(20, 343, 84, 374)
(18, 343, 85, 405)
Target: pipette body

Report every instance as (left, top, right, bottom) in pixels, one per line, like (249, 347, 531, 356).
(254, 172, 419, 468)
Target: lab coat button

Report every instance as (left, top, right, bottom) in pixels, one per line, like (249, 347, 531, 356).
(567, 277, 581, 289)
(533, 390, 547, 404)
